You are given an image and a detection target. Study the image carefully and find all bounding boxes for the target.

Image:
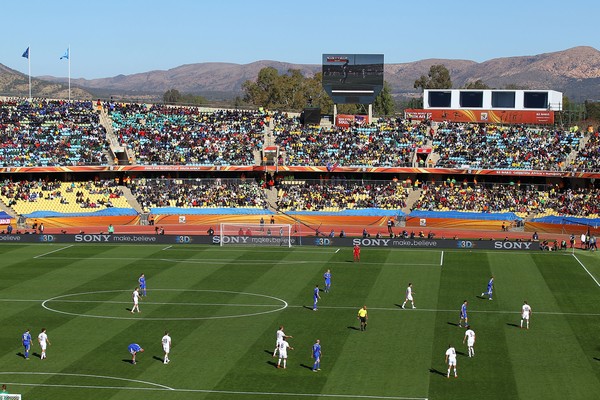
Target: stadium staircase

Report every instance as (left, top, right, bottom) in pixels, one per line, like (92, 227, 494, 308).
(99, 109, 133, 165)
(0, 202, 18, 219)
(402, 188, 422, 214)
(120, 186, 144, 213)
(263, 186, 279, 212)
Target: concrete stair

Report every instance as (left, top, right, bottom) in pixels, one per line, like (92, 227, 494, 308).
(402, 188, 422, 214)
(264, 186, 279, 211)
(120, 186, 143, 213)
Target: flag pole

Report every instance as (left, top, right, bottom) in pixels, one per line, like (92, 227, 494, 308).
(68, 45, 71, 102)
(28, 44, 31, 101)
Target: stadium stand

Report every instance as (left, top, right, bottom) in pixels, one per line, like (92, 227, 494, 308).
(0, 179, 132, 217)
(276, 180, 409, 212)
(108, 103, 266, 165)
(127, 178, 268, 212)
(433, 123, 582, 170)
(0, 99, 108, 166)
(272, 117, 428, 167)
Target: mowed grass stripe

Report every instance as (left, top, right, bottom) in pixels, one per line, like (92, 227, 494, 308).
(18, 245, 229, 399)
(312, 249, 414, 398)
(4, 245, 192, 399)
(495, 253, 600, 399)
(523, 254, 600, 399)
(429, 251, 520, 399)
(196, 247, 341, 395)
(321, 250, 441, 398)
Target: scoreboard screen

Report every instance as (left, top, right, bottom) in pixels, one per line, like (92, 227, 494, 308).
(322, 54, 384, 104)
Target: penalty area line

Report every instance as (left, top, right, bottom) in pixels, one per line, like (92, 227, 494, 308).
(1, 381, 426, 399)
(572, 253, 600, 288)
(162, 245, 172, 251)
(335, 248, 340, 253)
(440, 251, 444, 266)
(34, 245, 74, 259)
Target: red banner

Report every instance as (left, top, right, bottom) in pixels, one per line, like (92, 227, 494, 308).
(405, 109, 554, 124)
(1, 165, 599, 178)
(335, 114, 369, 127)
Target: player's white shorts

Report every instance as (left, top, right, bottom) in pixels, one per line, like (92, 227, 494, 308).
(448, 359, 456, 366)
(522, 312, 530, 320)
(279, 351, 288, 359)
(467, 340, 475, 347)
(133, 299, 139, 305)
(40, 343, 47, 350)
(163, 345, 170, 353)
(406, 294, 413, 301)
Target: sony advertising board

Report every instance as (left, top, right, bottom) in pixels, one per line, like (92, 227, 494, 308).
(0, 235, 537, 250)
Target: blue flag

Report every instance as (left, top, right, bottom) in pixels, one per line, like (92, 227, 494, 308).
(22, 47, 29, 59)
(60, 48, 69, 60)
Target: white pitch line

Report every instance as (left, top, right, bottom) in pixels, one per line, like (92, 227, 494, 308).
(162, 245, 173, 251)
(1, 382, 426, 399)
(335, 248, 340, 253)
(1, 296, 596, 318)
(285, 305, 600, 317)
(45, 299, 282, 307)
(0, 371, 174, 390)
(33, 245, 74, 259)
(440, 251, 444, 266)
(572, 253, 600, 288)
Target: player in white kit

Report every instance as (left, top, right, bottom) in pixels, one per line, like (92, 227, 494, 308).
(463, 327, 476, 357)
(131, 287, 141, 313)
(445, 345, 457, 378)
(161, 331, 172, 364)
(38, 328, 51, 360)
(521, 301, 532, 329)
(273, 326, 292, 357)
(401, 283, 415, 309)
(276, 337, 293, 369)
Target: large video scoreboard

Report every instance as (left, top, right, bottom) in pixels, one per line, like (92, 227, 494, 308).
(322, 54, 384, 104)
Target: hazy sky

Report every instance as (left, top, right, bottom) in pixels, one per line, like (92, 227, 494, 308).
(2, 0, 598, 79)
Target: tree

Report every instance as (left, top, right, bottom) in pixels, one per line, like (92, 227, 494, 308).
(373, 81, 395, 116)
(463, 79, 489, 89)
(163, 89, 182, 103)
(242, 67, 281, 109)
(414, 64, 452, 90)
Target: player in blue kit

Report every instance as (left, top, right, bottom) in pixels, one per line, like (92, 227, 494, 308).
(323, 270, 331, 293)
(138, 273, 146, 296)
(22, 329, 32, 360)
(459, 300, 469, 328)
(313, 285, 321, 311)
(481, 276, 494, 300)
(128, 343, 144, 364)
(311, 339, 322, 372)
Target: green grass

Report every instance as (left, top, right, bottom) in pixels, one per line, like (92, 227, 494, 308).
(0, 244, 599, 400)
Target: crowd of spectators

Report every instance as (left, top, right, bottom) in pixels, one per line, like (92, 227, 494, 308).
(569, 131, 600, 172)
(272, 117, 429, 167)
(276, 180, 408, 211)
(433, 123, 582, 170)
(0, 179, 124, 209)
(128, 178, 268, 210)
(0, 99, 108, 166)
(108, 103, 266, 165)
(412, 181, 600, 218)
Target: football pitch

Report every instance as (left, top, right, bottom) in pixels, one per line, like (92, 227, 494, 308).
(1, 243, 599, 400)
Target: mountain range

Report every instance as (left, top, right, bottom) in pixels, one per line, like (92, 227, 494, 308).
(2, 46, 600, 102)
